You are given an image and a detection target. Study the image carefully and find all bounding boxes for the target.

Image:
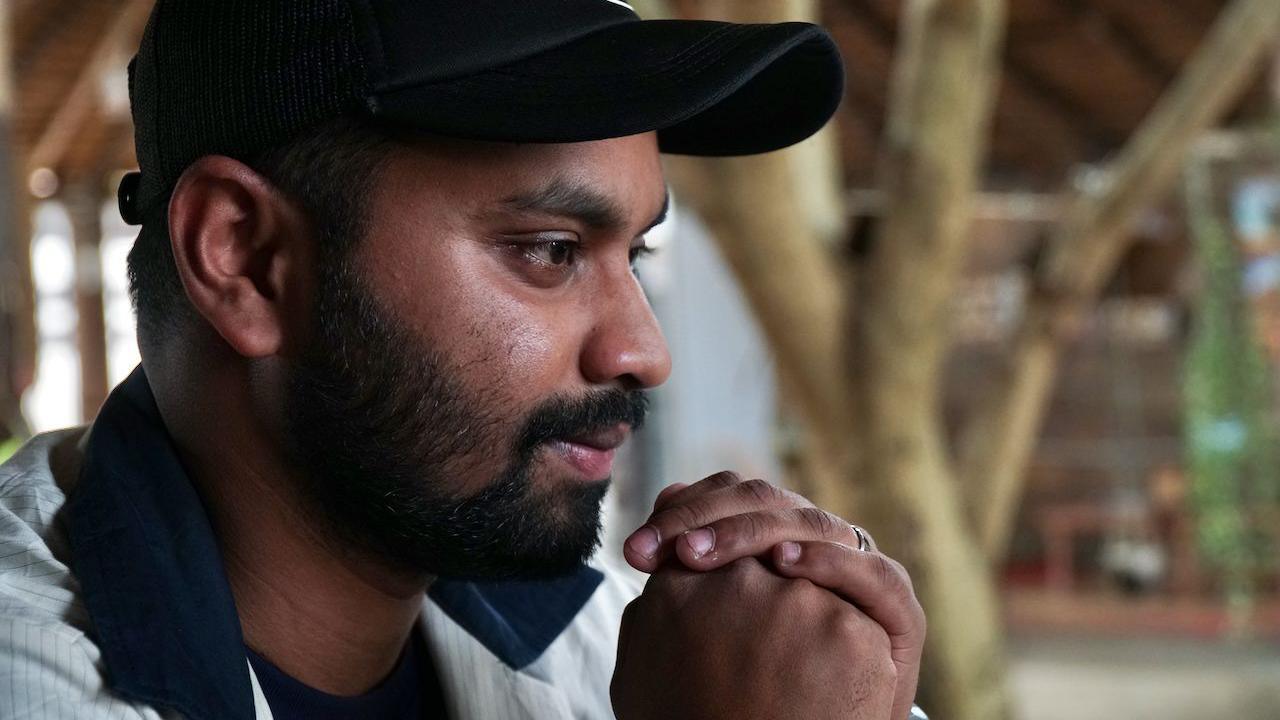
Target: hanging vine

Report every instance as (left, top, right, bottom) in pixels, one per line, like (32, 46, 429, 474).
(1183, 146, 1280, 624)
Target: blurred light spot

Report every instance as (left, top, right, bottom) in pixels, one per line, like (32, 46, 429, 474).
(28, 168, 59, 199)
(36, 297, 78, 339)
(31, 232, 76, 295)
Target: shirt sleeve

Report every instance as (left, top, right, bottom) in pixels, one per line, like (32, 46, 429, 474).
(0, 618, 173, 720)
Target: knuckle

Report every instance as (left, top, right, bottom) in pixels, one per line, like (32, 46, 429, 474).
(781, 576, 822, 606)
(795, 506, 843, 539)
(873, 553, 908, 592)
(868, 636, 897, 681)
(699, 470, 743, 491)
(644, 568, 698, 609)
(889, 557, 918, 594)
(723, 555, 765, 580)
(658, 501, 710, 532)
(735, 510, 776, 543)
(827, 605, 868, 644)
(737, 478, 780, 504)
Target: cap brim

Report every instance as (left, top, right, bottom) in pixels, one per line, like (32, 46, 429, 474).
(371, 20, 845, 156)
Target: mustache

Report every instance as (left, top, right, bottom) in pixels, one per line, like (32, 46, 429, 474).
(516, 389, 649, 453)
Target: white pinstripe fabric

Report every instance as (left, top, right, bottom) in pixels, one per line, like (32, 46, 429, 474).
(0, 429, 177, 719)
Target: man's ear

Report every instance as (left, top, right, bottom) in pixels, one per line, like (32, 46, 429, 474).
(167, 155, 312, 358)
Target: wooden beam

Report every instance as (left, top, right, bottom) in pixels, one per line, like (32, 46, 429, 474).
(847, 188, 1066, 223)
(1064, 0, 1177, 87)
(957, 0, 1280, 563)
(11, 0, 80, 76)
(842, 0, 1111, 166)
(25, 0, 149, 173)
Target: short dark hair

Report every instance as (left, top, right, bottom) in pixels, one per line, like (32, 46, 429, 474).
(126, 117, 397, 349)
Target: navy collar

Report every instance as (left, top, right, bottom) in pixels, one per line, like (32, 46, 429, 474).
(68, 367, 603, 719)
(68, 368, 255, 720)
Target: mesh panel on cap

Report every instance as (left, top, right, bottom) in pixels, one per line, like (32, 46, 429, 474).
(131, 0, 370, 216)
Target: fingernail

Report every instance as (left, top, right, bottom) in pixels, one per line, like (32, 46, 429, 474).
(627, 526, 660, 559)
(778, 541, 802, 566)
(684, 528, 715, 558)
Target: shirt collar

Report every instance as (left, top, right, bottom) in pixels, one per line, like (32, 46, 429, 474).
(68, 366, 603, 718)
(69, 367, 256, 720)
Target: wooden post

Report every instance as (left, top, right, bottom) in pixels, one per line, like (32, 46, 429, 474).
(0, 3, 35, 440)
(958, 0, 1280, 563)
(851, 0, 1011, 717)
(65, 182, 109, 420)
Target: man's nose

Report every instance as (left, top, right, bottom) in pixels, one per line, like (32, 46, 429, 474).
(579, 280, 672, 391)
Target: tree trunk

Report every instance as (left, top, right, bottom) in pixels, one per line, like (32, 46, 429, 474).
(851, 0, 1010, 717)
(958, 0, 1280, 563)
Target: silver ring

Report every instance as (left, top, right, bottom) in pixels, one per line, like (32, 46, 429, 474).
(850, 524, 871, 552)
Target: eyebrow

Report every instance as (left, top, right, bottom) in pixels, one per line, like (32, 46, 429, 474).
(499, 177, 670, 235)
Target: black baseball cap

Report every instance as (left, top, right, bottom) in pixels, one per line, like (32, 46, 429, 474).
(118, 0, 845, 225)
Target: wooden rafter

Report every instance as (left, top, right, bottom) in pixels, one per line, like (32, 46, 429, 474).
(24, 0, 150, 174)
(842, 0, 1118, 157)
(998, 39, 1127, 148)
(12, 0, 83, 76)
(1065, 0, 1177, 87)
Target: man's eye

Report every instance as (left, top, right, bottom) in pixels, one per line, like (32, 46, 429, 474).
(527, 240, 577, 266)
(629, 244, 657, 270)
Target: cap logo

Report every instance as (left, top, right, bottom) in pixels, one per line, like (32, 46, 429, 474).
(601, 0, 633, 8)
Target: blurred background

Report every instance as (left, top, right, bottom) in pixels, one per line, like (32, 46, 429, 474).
(1, 1, 1279, 718)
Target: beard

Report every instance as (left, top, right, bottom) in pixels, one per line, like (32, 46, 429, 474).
(282, 256, 647, 581)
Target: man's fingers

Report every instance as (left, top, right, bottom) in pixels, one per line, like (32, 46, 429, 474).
(772, 540, 926, 720)
(771, 540, 924, 644)
(668, 507, 859, 570)
(650, 481, 691, 510)
(624, 478, 811, 571)
(649, 470, 744, 513)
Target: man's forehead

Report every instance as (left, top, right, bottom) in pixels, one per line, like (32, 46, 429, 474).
(497, 176, 670, 232)
(382, 132, 667, 228)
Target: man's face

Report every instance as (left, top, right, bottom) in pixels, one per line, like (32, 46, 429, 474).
(283, 132, 672, 580)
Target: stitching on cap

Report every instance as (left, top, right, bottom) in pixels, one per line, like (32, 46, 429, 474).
(490, 23, 745, 81)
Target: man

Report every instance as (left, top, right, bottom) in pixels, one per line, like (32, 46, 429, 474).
(0, 1, 927, 718)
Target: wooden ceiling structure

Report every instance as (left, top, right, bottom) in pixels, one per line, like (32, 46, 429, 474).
(4, 0, 1273, 200)
(824, 0, 1273, 188)
(10, 0, 149, 196)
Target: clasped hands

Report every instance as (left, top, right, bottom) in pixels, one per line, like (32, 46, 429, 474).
(611, 472, 926, 720)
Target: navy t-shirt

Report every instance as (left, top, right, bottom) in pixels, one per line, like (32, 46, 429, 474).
(246, 632, 448, 719)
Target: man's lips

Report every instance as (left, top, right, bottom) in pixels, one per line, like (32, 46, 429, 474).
(544, 424, 631, 480)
